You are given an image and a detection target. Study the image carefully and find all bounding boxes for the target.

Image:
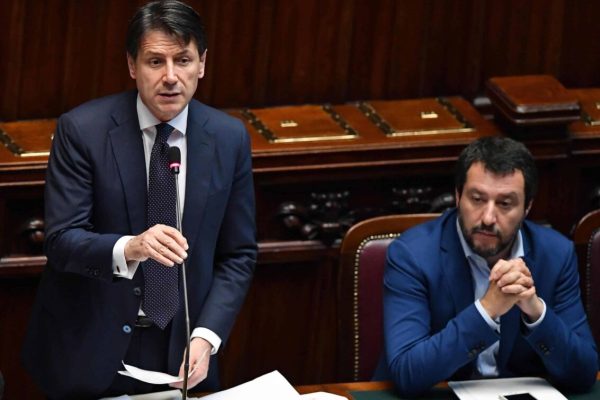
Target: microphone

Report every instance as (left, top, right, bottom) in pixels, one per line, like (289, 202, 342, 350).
(168, 146, 191, 400)
(168, 146, 181, 174)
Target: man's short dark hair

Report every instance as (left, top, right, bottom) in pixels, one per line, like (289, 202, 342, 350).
(126, 0, 207, 59)
(455, 136, 538, 207)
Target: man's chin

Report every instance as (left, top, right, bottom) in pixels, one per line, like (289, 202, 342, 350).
(472, 244, 501, 259)
(152, 105, 184, 121)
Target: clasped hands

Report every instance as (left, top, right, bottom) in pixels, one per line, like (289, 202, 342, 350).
(480, 258, 544, 322)
(124, 224, 189, 266)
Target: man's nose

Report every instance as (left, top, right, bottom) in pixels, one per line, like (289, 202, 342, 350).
(163, 61, 177, 84)
(481, 201, 497, 226)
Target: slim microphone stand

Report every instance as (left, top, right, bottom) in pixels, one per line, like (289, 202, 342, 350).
(173, 168, 191, 400)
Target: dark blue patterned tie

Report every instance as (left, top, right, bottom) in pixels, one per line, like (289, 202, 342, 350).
(142, 123, 179, 329)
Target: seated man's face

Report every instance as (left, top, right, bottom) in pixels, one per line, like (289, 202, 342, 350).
(127, 29, 206, 122)
(457, 161, 530, 263)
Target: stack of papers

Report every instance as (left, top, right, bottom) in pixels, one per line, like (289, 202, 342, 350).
(102, 370, 345, 400)
(449, 377, 568, 400)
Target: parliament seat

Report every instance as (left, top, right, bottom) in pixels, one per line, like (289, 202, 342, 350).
(337, 213, 439, 382)
(573, 209, 600, 348)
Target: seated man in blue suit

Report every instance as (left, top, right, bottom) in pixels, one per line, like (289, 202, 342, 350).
(22, 1, 256, 399)
(382, 137, 598, 397)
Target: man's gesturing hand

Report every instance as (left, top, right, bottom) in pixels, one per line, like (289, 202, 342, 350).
(124, 224, 188, 266)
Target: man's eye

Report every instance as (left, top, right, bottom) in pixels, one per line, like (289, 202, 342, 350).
(178, 58, 190, 65)
(149, 59, 162, 66)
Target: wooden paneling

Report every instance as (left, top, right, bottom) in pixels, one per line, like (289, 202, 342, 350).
(2, 0, 600, 120)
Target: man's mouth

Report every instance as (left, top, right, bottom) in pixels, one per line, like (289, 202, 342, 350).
(473, 229, 498, 238)
(158, 92, 180, 98)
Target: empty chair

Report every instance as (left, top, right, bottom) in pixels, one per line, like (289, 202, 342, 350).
(572, 209, 600, 349)
(337, 213, 439, 382)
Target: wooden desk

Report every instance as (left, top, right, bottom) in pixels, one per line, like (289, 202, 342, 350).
(295, 373, 600, 400)
(296, 381, 394, 398)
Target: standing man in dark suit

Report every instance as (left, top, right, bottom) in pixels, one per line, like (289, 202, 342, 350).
(382, 137, 598, 397)
(22, 1, 257, 398)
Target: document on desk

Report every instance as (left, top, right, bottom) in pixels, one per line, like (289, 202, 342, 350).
(102, 370, 346, 400)
(449, 377, 568, 400)
(201, 370, 300, 399)
(117, 362, 198, 384)
(201, 370, 346, 400)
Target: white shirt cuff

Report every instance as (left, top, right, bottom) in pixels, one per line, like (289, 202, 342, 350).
(191, 327, 222, 355)
(475, 299, 501, 332)
(522, 297, 547, 329)
(112, 235, 140, 279)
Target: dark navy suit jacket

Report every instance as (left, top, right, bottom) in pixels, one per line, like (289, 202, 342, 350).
(22, 91, 257, 399)
(383, 209, 598, 397)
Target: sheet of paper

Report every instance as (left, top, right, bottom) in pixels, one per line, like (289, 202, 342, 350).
(201, 370, 301, 400)
(103, 370, 345, 400)
(448, 377, 568, 400)
(299, 392, 347, 400)
(118, 363, 184, 385)
(100, 389, 182, 400)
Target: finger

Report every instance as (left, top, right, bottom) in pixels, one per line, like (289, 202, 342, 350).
(497, 270, 527, 287)
(187, 367, 206, 388)
(518, 286, 536, 299)
(515, 275, 534, 288)
(155, 232, 188, 261)
(147, 243, 179, 266)
(489, 259, 511, 281)
(153, 224, 189, 250)
(161, 227, 189, 251)
(501, 283, 529, 295)
(155, 240, 185, 265)
(514, 259, 532, 277)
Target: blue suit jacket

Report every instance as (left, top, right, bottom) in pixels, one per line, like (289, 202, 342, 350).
(22, 91, 257, 399)
(383, 209, 598, 397)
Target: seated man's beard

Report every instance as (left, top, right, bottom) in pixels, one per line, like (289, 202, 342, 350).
(459, 217, 518, 259)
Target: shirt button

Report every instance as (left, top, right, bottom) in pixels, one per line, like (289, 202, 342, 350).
(133, 287, 142, 296)
(123, 325, 132, 334)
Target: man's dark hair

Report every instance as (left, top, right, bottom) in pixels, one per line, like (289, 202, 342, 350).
(455, 136, 538, 207)
(126, 0, 207, 59)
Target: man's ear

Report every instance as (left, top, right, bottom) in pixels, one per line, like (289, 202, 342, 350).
(126, 53, 137, 80)
(455, 188, 460, 207)
(525, 200, 533, 216)
(198, 50, 207, 79)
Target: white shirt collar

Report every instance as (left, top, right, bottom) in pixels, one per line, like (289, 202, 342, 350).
(136, 94, 188, 135)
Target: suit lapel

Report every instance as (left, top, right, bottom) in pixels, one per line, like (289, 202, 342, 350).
(440, 212, 475, 314)
(108, 93, 147, 235)
(182, 103, 214, 253)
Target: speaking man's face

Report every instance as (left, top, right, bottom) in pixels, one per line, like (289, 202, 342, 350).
(457, 162, 530, 264)
(127, 29, 206, 122)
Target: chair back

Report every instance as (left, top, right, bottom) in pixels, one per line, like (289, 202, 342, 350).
(573, 209, 600, 348)
(338, 213, 439, 381)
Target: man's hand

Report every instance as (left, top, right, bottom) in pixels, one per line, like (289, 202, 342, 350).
(170, 337, 212, 390)
(481, 258, 532, 319)
(124, 224, 188, 266)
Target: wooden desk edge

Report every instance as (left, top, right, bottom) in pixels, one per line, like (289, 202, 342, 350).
(294, 373, 600, 399)
(296, 381, 394, 399)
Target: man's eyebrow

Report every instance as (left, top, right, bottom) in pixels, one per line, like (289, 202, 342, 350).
(141, 48, 194, 57)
